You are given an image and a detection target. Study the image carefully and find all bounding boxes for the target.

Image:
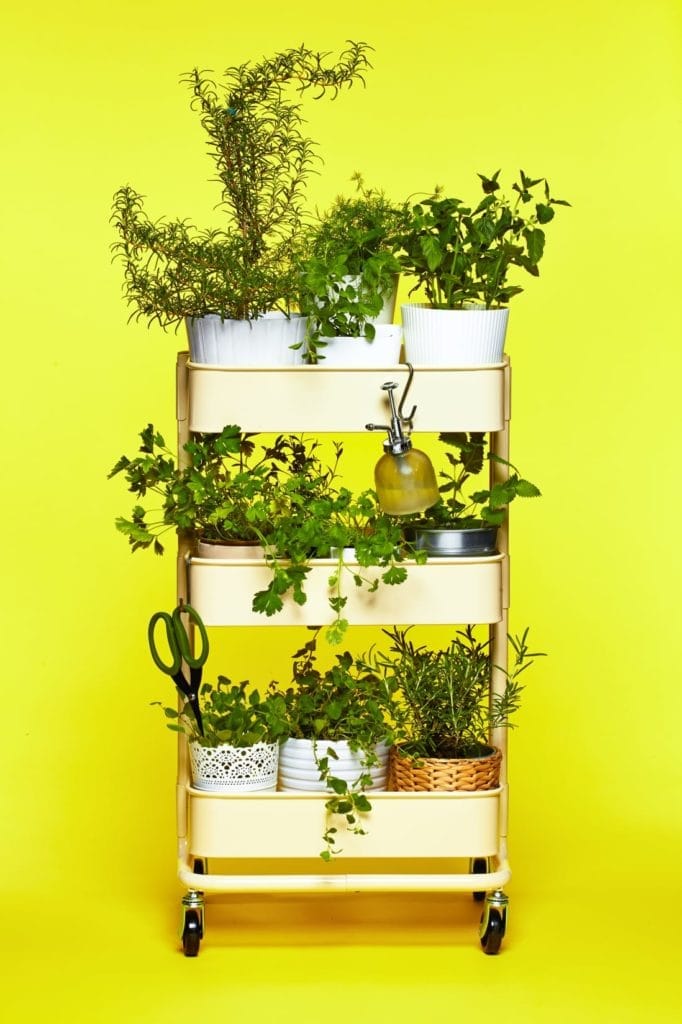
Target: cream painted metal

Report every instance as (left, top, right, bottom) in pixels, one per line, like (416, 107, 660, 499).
(173, 351, 513, 940)
(187, 790, 501, 859)
(183, 355, 509, 433)
(188, 554, 506, 627)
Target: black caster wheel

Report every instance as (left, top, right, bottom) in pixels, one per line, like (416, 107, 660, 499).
(182, 909, 202, 957)
(480, 907, 505, 955)
(471, 857, 488, 902)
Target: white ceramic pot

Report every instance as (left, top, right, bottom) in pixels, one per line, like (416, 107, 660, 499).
(316, 323, 402, 367)
(189, 740, 279, 793)
(195, 539, 266, 559)
(186, 312, 306, 366)
(401, 303, 509, 366)
(279, 738, 389, 792)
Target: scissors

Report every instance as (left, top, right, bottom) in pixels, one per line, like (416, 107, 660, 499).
(148, 603, 209, 737)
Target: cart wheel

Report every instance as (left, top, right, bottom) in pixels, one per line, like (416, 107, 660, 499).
(471, 857, 488, 902)
(182, 910, 202, 957)
(193, 858, 206, 875)
(480, 908, 505, 955)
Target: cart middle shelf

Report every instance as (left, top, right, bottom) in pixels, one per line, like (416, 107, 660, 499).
(185, 554, 508, 627)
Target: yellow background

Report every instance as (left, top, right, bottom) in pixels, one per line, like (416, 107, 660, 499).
(2, 0, 681, 1019)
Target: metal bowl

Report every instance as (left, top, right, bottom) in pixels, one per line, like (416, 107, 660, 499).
(406, 526, 498, 557)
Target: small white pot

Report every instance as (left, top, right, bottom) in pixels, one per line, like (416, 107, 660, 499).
(189, 740, 279, 793)
(401, 303, 509, 366)
(278, 738, 389, 792)
(195, 539, 265, 560)
(186, 312, 306, 366)
(316, 323, 402, 367)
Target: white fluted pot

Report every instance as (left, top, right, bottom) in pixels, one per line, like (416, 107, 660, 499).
(186, 312, 306, 366)
(401, 303, 509, 366)
(278, 738, 390, 792)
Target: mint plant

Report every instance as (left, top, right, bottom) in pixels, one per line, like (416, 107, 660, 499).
(417, 432, 540, 528)
(400, 170, 569, 309)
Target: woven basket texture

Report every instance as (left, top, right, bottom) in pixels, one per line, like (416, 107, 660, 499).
(389, 745, 502, 792)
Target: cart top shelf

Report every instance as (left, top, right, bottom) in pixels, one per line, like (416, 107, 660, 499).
(179, 355, 511, 434)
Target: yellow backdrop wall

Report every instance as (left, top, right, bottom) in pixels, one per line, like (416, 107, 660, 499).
(1, 1, 681, 1020)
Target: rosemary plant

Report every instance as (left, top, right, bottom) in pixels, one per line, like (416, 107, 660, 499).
(111, 42, 372, 327)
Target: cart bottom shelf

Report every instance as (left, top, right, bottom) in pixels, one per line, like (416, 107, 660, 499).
(182, 787, 508, 888)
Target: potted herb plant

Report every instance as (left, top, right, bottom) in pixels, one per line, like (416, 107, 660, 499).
(154, 677, 289, 793)
(399, 170, 569, 365)
(276, 631, 399, 859)
(271, 474, 422, 644)
(111, 43, 372, 366)
(298, 176, 409, 364)
(108, 423, 332, 559)
(404, 432, 540, 556)
(375, 625, 544, 792)
(109, 426, 415, 643)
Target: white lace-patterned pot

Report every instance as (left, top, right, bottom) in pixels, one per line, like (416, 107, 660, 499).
(186, 312, 306, 366)
(401, 303, 509, 366)
(316, 324, 402, 367)
(278, 738, 389, 792)
(189, 740, 279, 793)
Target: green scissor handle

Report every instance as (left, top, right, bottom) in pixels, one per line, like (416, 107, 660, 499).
(147, 604, 209, 675)
(171, 603, 209, 669)
(148, 611, 182, 675)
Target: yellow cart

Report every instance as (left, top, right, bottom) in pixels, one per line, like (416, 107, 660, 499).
(174, 354, 512, 955)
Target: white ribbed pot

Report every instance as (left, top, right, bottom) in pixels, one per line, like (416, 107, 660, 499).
(195, 539, 266, 559)
(401, 303, 509, 366)
(278, 738, 389, 792)
(189, 740, 279, 793)
(316, 324, 402, 367)
(186, 312, 306, 366)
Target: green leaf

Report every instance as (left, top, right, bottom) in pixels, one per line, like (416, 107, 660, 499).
(419, 235, 443, 271)
(535, 203, 554, 225)
(252, 587, 284, 616)
(382, 566, 407, 586)
(325, 618, 348, 645)
(515, 479, 541, 497)
(353, 794, 372, 813)
(523, 227, 545, 264)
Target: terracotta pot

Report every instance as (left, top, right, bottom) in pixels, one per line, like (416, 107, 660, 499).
(195, 539, 265, 559)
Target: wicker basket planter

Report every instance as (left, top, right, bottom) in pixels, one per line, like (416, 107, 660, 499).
(389, 745, 502, 792)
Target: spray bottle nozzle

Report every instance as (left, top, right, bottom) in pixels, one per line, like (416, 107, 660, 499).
(365, 366, 417, 453)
